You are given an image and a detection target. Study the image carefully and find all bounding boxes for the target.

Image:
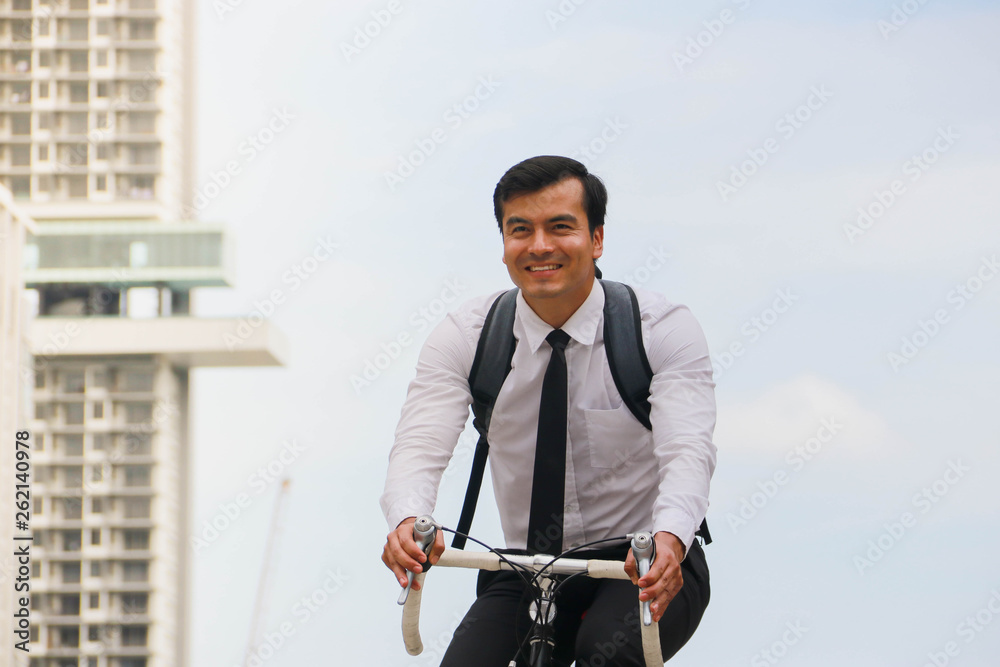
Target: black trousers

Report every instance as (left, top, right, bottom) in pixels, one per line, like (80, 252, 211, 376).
(439, 542, 709, 667)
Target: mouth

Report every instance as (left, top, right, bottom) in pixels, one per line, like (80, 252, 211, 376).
(526, 264, 562, 273)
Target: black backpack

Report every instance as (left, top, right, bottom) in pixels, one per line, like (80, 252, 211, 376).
(452, 279, 712, 549)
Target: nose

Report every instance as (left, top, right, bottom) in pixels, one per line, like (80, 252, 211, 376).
(527, 228, 555, 256)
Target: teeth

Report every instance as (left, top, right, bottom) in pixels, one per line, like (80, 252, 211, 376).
(528, 265, 559, 272)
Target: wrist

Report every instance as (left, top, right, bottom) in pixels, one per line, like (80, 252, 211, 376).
(655, 531, 686, 562)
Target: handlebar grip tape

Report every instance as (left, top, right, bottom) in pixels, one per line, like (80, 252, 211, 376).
(401, 572, 427, 655)
(639, 600, 662, 667)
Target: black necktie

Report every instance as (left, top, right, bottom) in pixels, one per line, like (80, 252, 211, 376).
(527, 329, 570, 555)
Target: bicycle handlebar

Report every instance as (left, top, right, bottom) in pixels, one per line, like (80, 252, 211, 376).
(398, 518, 663, 667)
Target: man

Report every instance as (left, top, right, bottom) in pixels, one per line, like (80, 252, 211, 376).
(381, 156, 716, 665)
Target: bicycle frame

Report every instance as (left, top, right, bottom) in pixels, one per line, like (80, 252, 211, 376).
(397, 516, 663, 667)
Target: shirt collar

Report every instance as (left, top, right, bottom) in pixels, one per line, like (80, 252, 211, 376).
(515, 280, 605, 353)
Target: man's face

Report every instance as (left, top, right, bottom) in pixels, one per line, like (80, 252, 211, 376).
(501, 178, 604, 316)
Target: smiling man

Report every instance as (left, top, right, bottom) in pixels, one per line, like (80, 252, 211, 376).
(381, 155, 716, 666)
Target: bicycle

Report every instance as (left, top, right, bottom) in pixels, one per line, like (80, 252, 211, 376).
(396, 515, 664, 667)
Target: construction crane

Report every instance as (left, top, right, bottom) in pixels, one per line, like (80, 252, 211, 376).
(244, 478, 291, 666)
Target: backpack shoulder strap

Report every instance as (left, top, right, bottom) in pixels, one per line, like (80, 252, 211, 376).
(601, 280, 713, 546)
(600, 280, 653, 429)
(452, 288, 518, 549)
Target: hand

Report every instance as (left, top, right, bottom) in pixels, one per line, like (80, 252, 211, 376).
(623, 531, 685, 623)
(381, 516, 445, 591)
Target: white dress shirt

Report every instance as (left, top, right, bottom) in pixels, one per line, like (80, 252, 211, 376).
(380, 281, 717, 557)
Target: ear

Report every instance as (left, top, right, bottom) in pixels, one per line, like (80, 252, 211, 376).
(592, 226, 604, 260)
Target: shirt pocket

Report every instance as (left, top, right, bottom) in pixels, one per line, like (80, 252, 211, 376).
(584, 404, 652, 469)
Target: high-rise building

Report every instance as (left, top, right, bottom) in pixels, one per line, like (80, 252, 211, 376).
(0, 2, 286, 666)
(0, 184, 37, 667)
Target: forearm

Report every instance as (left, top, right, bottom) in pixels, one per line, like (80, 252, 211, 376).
(379, 313, 476, 530)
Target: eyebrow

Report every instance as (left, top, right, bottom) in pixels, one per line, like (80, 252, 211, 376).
(504, 214, 578, 228)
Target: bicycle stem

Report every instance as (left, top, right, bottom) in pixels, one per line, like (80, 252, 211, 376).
(631, 532, 655, 626)
(397, 516, 437, 606)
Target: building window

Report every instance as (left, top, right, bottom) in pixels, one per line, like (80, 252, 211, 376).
(92, 434, 108, 451)
(91, 497, 103, 513)
(34, 403, 47, 419)
(38, 113, 52, 130)
(9, 177, 30, 199)
(68, 19, 89, 41)
(130, 20, 156, 40)
(64, 403, 85, 425)
(70, 83, 89, 103)
(32, 562, 40, 578)
(64, 466, 84, 489)
(88, 625, 99, 641)
(97, 144, 109, 160)
(124, 498, 150, 518)
(122, 561, 148, 582)
(60, 434, 84, 456)
(11, 113, 31, 135)
(34, 497, 42, 515)
(124, 403, 152, 424)
(124, 530, 149, 550)
(39, 18, 50, 36)
(69, 51, 89, 73)
(121, 625, 148, 647)
(90, 561, 101, 577)
(63, 530, 82, 552)
(62, 562, 81, 584)
(122, 370, 154, 392)
(59, 594, 81, 615)
(91, 368, 109, 388)
(122, 433, 151, 455)
(35, 370, 45, 388)
(128, 145, 158, 166)
(39, 82, 49, 98)
(11, 145, 30, 166)
(96, 19, 109, 36)
(29, 625, 38, 642)
(39, 145, 49, 161)
(91, 528, 101, 545)
(68, 175, 88, 198)
(123, 466, 151, 488)
(121, 593, 148, 614)
(39, 51, 51, 68)
(89, 593, 99, 609)
(92, 465, 103, 482)
(63, 371, 86, 393)
(126, 112, 155, 134)
(68, 113, 88, 134)
(62, 496, 83, 518)
(12, 19, 32, 41)
(97, 51, 108, 67)
(97, 82, 108, 98)
(93, 401, 104, 419)
(57, 626, 80, 648)
(96, 175, 107, 191)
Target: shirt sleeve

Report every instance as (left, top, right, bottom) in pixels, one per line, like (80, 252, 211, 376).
(379, 308, 479, 531)
(643, 300, 718, 560)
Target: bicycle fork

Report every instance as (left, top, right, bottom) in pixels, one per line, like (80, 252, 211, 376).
(526, 577, 557, 667)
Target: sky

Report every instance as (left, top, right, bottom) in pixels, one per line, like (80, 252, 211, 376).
(187, 2, 1000, 665)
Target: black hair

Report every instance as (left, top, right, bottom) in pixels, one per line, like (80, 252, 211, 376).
(493, 156, 607, 236)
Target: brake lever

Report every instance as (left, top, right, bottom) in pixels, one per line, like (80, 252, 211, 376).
(631, 532, 655, 626)
(397, 515, 437, 605)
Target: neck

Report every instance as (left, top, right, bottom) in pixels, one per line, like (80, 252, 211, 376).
(522, 277, 596, 329)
